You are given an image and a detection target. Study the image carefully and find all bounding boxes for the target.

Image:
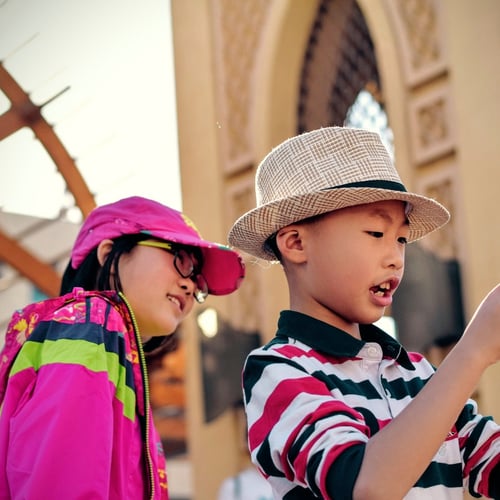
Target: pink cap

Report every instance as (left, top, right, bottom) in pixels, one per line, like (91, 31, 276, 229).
(71, 196, 245, 296)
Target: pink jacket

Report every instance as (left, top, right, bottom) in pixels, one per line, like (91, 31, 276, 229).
(0, 288, 168, 499)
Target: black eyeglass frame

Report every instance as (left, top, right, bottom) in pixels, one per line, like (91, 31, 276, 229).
(137, 240, 208, 303)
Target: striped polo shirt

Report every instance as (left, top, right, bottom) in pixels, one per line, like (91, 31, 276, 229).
(243, 310, 500, 499)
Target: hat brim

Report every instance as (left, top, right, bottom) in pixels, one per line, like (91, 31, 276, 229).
(145, 229, 245, 295)
(228, 187, 450, 260)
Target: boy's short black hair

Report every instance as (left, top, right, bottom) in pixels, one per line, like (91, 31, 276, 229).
(262, 212, 330, 263)
(263, 232, 281, 261)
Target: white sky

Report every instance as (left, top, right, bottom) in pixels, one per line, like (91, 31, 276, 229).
(0, 0, 181, 222)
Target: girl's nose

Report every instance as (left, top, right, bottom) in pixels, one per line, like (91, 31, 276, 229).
(179, 276, 195, 295)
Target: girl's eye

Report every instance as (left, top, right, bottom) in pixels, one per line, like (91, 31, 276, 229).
(398, 236, 408, 245)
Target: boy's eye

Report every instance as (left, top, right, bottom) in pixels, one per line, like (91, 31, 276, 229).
(367, 231, 408, 245)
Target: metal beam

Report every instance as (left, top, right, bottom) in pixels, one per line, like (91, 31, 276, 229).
(0, 62, 96, 218)
(0, 62, 96, 296)
(0, 229, 61, 297)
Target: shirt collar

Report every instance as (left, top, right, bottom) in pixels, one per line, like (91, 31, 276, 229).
(276, 310, 414, 371)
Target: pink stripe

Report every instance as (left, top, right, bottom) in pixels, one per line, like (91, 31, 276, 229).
(288, 423, 363, 484)
(249, 376, 338, 450)
(291, 404, 366, 483)
(275, 344, 357, 365)
(408, 351, 425, 362)
(250, 381, 369, 483)
(477, 450, 500, 495)
(377, 418, 391, 430)
(463, 431, 500, 477)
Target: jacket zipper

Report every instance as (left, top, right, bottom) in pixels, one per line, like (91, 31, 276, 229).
(119, 292, 155, 500)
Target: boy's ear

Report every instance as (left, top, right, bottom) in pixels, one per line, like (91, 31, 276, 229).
(96, 239, 114, 266)
(276, 226, 307, 264)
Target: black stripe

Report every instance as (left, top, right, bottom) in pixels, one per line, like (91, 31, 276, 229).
(243, 353, 309, 405)
(323, 180, 407, 192)
(322, 372, 384, 400)
(283, 485, 317, 499)
(415, 461, 464, 488)
(381, 375, 429, 400)
(255, 438, 285, 478)
(28, 320, 136, 393)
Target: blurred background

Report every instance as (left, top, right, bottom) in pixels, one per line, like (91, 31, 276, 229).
(1, 1, 500, 498)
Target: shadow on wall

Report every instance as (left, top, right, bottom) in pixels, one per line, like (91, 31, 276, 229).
(199, 311, 261, 423)
(391, 243, 465, 353)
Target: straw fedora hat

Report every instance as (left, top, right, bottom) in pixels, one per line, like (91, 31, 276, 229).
(228, 127, 450, 260)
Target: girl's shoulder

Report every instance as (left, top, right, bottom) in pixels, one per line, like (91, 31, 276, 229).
(1, 289, 124, 370)
(10, 288, 125, 332)
(0, 288, 129, 403)
(50, 288, 126, 330)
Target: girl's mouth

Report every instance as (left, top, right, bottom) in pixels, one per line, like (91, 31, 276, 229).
(167, 295, 182, 311)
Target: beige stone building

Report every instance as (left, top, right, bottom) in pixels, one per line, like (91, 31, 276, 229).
(171, 0, 500, 497)
(1, 0, 500, 498)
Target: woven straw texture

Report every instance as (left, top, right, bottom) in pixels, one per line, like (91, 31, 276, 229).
(228, 127, 450, 260)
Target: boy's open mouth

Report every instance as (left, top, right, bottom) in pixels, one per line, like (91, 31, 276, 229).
(370, 278, 399, 297)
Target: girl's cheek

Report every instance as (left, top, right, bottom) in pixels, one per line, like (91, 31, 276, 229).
(184, 302, 194, 317)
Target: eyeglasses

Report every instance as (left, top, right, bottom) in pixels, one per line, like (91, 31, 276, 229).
(137, 240, 209, 303)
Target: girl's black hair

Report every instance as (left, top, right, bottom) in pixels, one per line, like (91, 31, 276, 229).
(60, 233, 178, 355)
(61, 233, 150, 295)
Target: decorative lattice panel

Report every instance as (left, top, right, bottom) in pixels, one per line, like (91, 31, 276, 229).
(212, 0, 271, 174)
(298, 0, 384, 135)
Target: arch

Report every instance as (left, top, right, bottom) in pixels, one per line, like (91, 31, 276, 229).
(251, 0, 414, 182)
(251, 0, 319, 158)
(356, 0, 413, 181)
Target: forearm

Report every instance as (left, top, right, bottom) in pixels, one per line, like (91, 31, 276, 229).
(353, 342, 488, 500)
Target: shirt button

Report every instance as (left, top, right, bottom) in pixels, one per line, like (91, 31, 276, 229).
(367, 347, 378, 357)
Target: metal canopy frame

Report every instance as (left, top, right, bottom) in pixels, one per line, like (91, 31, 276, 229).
(0, 62, 95, 297)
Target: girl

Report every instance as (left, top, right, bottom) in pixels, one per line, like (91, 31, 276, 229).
(0, 196, 245, 499)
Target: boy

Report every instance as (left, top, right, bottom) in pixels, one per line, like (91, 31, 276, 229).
(228, 127, 500, 499)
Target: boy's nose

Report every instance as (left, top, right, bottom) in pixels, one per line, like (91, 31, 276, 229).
(386, 245, 405, 270)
